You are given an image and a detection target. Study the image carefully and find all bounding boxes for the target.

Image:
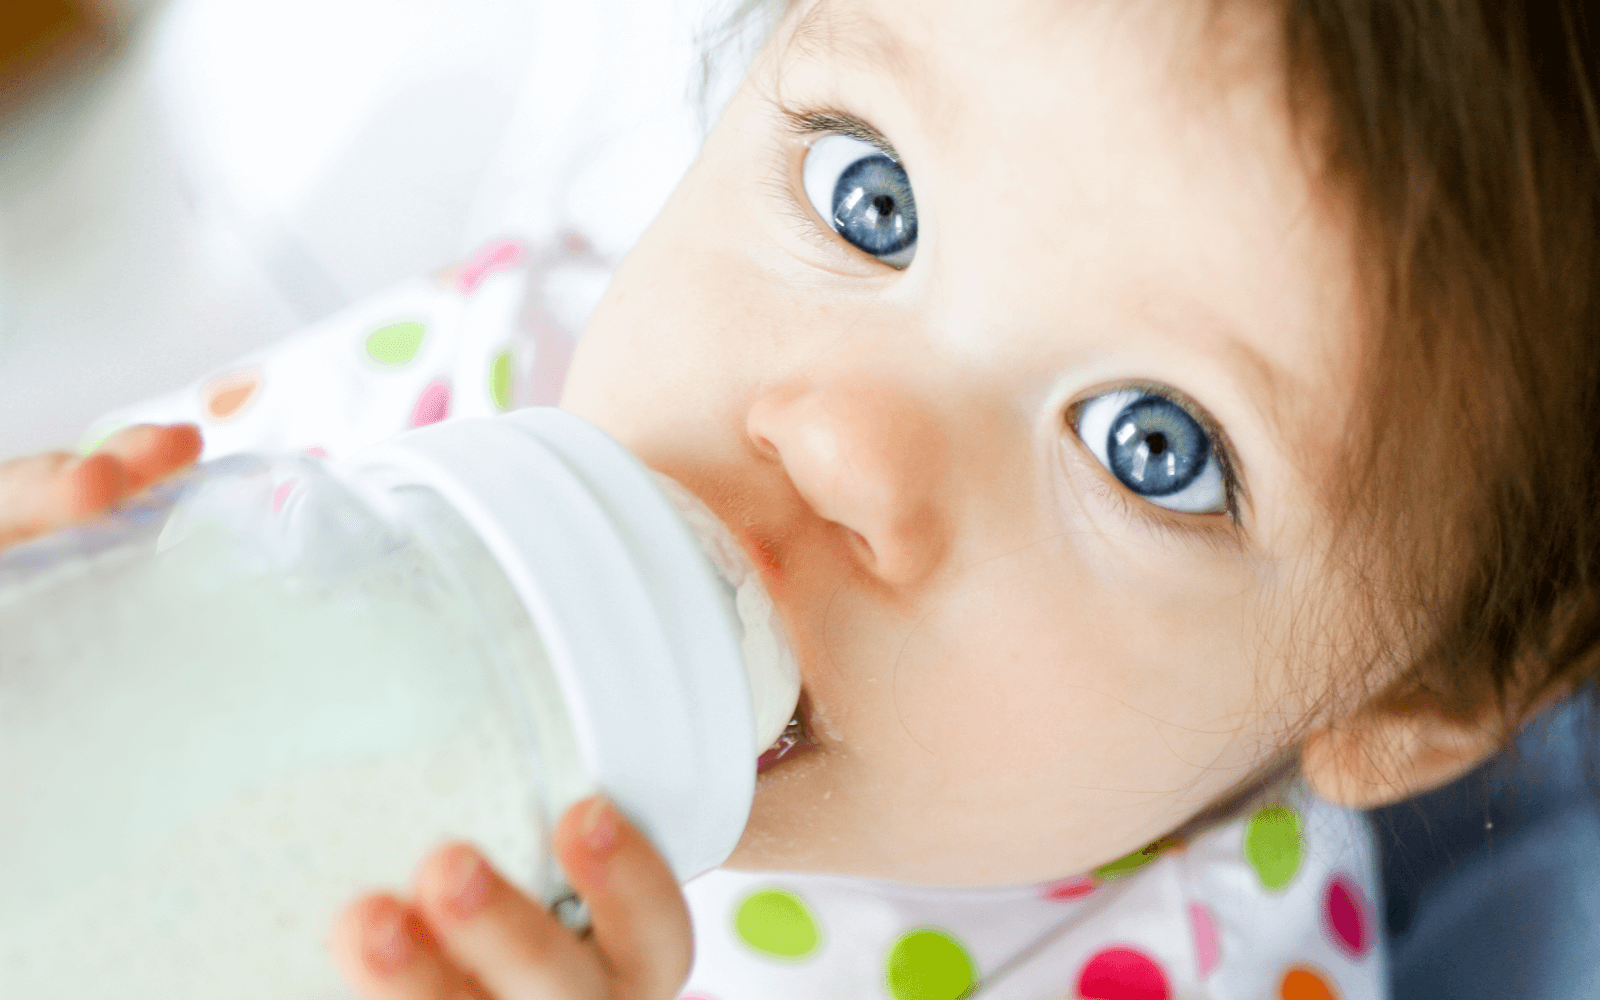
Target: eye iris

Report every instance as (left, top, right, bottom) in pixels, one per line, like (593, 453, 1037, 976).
(832, 155, 917, 257)
(1106, 396, 1209, 497)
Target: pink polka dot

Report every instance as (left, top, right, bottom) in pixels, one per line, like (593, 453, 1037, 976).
(1044, 877, 1098, 901)
(1323, 873, 1371, 958)
(304, 446, 329, 459)
(1077, 946, 1171, 1000)
(272, 479, 298, 515)
(409, 378, 452, 428)
(1189, 903, 1221, 977)
(455, 237, 527, 294)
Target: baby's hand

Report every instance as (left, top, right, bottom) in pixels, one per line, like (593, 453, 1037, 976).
(332, 795, 694, 1000)
(0, 424, 203, 551)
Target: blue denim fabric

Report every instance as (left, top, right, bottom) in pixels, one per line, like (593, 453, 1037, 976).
(1374, 693, 1600, 999)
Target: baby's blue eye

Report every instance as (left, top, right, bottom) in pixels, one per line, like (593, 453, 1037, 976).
(1073, 389, 1228, 515)
(801, 133, 918, 268)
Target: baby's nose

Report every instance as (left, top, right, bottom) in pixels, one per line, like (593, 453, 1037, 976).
(746, 379, 950, 588)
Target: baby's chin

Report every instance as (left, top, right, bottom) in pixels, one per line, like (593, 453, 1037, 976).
(725, 751, 1034, 887)
(726, 741, 839, 870)
(727, 741, 1206, 888)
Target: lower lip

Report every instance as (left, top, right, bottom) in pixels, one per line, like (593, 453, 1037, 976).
(756, 692, 818, 775)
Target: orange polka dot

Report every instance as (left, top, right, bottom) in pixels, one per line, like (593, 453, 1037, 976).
(203, 368, 263, 422)
(1280, 966, 1339, 1000)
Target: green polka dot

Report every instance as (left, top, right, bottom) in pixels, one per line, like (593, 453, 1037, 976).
(1245, 803, 1304, 891)
(734, 888, 818, 960)
(489, 349, 512, 411)
(1094, 840, 1163, 880)
(886, 928, 977, 1000)
(365, 322, 428, 365)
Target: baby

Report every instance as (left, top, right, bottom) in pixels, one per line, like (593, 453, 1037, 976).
(4, 0, 1597, 997)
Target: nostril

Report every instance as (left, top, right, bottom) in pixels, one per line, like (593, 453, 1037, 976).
(748, 431, 781, 462)
(843, 526, 875, 564)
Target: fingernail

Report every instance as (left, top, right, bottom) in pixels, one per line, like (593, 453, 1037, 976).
(581, 797, 619, 859)
(366, 904, 412, 976)
(442, 846, 491, 921)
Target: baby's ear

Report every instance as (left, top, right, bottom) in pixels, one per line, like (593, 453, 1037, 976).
(1298, 704, 1507, 809)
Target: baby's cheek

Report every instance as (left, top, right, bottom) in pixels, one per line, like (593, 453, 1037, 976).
(897, 556, 1266, 788)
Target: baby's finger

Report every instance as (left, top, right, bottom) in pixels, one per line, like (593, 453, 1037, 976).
(91, 423, 203, 494)
(330, 894, 490, 1000)
(411, 842, 607, 999)
(0, 424, 204, 551)
(552, 797, 695, 998)
(0, 451, 125, 549)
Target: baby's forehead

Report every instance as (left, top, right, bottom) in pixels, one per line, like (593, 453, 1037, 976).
(780, 0, 1308, 211)
(785, 0, 1278, 94)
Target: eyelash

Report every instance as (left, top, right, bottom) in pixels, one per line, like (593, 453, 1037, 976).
(1064, 382, 1250, 551)
(771, 105, 907, 266)
(781, 107, 900, 158)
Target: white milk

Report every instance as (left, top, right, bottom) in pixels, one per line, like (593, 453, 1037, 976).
(0, 513, 567, 999)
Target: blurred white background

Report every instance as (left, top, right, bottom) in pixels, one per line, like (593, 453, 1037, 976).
(0, 0, 750, 459)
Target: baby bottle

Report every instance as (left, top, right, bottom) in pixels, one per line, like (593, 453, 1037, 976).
(0, 408, 801, 999)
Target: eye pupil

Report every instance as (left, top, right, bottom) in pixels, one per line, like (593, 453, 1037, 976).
(1106, 397, 1208, 497)
(831, 154, 918, 259)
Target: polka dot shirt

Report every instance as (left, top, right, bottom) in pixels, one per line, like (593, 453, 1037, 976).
(681, 786, 1384, 999)
(83, 238, 1388, 1000)
(79, 236, 581, 464)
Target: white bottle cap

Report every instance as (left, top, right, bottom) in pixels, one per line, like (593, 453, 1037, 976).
(333, 408, 800, 881)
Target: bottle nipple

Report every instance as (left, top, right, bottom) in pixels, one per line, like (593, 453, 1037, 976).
(650, 473, 801, 752)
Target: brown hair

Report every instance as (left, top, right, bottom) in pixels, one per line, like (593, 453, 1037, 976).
(1277, 0, 1600, 736)
(0, 1, 117, 120)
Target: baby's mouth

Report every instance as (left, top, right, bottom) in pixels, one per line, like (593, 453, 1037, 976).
(757, 688, 819, 774)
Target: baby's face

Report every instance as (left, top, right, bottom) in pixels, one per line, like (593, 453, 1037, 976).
(563, 0, 1363, 886)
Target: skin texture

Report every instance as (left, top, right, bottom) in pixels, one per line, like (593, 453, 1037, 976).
(0, 0, 1516, 995)
(562, 0, 1366, 887)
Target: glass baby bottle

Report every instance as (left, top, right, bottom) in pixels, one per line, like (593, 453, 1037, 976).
(0, 407, 800, 999)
